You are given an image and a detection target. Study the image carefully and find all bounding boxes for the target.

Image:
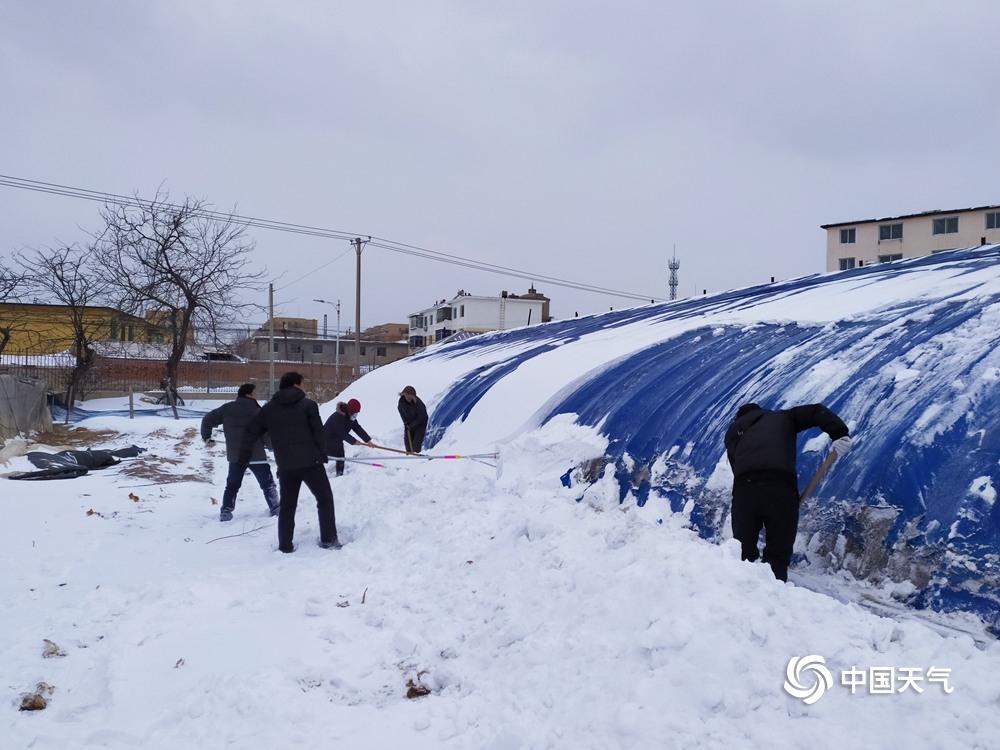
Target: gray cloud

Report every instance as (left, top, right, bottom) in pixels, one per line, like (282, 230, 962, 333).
(2, 0, 998, 327)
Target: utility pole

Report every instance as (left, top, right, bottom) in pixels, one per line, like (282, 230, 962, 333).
(353, 236, 366, 377)
(268, 282, 275, 396)
(315, 298, 343, 394)
(335, 299, 341, 392)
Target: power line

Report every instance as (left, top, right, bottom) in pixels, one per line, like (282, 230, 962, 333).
(0, 175, 361, 241)
(273, 245, 354, 292)
(366, 239, 654, 301)
(0, 173, 665, 303)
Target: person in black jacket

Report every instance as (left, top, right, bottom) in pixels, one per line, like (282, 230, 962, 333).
(724, 402, 852, 581)
(201, 383, 279, 522)
(323, 398, 374, 476)
(397, 385, 428, 454)
(239, 372, 339, 553)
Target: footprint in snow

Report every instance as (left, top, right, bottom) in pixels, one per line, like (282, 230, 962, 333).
(304, 597, 325, 617)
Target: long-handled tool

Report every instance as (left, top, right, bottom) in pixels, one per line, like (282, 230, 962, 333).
(369, 442, 422, 456)
(799, 450, 839, 503)
(346, 452, 498, 461)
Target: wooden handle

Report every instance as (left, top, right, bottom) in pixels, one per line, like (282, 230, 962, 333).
(370, 442, 415, 456)
(800, 451, 838, 503)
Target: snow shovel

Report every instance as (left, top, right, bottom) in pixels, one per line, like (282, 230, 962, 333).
(799, 450, 839, 504)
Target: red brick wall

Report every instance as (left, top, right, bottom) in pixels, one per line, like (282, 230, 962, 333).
(2, 355, 362, 400)
(92, 357, 357, 399)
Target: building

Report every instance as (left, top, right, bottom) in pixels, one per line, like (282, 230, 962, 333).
(408, 287, 551, 349)
(248, 333, 408, 367)
(265, 317, 318, 336)
(822, 204, 1000, 272)
(0, 302, 165, 354)
(143, 310, 196, 344)
(246, 317, 409, 369)
(362, 323, 409, 343)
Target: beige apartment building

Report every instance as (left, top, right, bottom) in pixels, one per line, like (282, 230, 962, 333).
(822, 204, 1000, 272)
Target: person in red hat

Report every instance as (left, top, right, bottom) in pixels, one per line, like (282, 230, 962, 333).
(323, 398, 374, 476)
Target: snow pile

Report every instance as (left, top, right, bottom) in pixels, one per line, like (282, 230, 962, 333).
(329, 247, 1000, 627)
(3, 413, 1000, 748)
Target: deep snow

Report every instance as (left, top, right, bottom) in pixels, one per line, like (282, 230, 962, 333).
(5, 247, 1000, 747)
(3, 410, 1000, 749)
(333, 246, 1000, 626)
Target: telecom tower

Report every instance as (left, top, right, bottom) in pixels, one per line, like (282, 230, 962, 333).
(668, 249, 680, 301)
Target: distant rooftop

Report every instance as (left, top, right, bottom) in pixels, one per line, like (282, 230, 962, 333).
(821, 203, 1000, 230)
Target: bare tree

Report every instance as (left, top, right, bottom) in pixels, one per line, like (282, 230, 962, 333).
(17, 245, 110, 413)
(0, 260, 29, 356)
(95, 192, 263, 416)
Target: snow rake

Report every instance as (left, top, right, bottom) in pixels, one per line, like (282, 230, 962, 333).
(344, 451, 500, 471)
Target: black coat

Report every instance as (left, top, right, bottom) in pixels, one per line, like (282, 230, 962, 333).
(724, 404, 848, 483)
(201, 396, 267, 463)
(397, 396, 428, 432)
(323, 408, 372, 456)
(239, 387, 327, 471)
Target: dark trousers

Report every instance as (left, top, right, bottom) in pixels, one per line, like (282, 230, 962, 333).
(328, 441, 346, 476)
(405, 426, 426, 454)
(222, 462, 278, 512)
(277, 464, 337, 551)
(731, 476, 800, 582)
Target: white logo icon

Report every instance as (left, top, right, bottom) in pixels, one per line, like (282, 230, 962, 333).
(784, 655, 834, 704)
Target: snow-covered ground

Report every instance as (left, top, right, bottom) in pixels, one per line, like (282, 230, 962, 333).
(2, 411, 999, 749)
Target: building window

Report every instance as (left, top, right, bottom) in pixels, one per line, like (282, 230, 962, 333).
(460, 305, 465, 316)
(987, 212, 1000, 230)
(338, 343, 345, 355)
(838, 257, 856, 270)
(312, 343, 323, 354)
(359, 346, 366, 356)
(932, 217, 959, 234)
(878, 253, 903, 263)
(290, 344, 302, 354)
(879, 223, 903, 241)
(839, 228, 856, 244)
(376, 346, 386, 357)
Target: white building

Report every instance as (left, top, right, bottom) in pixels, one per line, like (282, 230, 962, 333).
(822, 204, 1000, 272)
(408, 287, 551, 348)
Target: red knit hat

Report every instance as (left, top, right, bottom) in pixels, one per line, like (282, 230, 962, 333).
(346, 398, 361, 414)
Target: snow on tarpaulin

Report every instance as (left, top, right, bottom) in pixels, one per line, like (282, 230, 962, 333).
(336, 246, 1000, 628)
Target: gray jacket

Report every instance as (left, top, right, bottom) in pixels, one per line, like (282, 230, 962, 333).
(201, 396, 268, 463)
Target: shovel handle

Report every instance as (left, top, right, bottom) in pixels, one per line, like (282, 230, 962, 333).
(800, 450, 838, 503)
(369, 442, 420, 456)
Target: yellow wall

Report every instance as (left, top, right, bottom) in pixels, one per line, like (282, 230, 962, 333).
(825, 208, 1000, 271)
(268, 317, 318, 335)
(0, 303, 163, 354)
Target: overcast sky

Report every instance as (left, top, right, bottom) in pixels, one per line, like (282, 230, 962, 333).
(2, 1, 998, 331)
